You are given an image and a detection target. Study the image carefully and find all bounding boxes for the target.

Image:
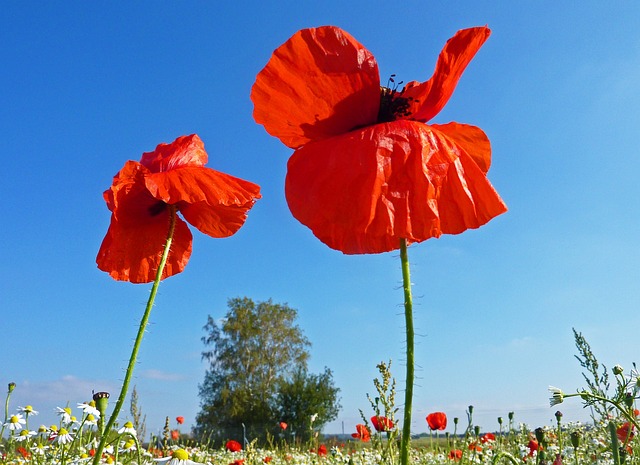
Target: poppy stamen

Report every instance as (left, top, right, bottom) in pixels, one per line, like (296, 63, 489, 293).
(377, 75, 416, 123)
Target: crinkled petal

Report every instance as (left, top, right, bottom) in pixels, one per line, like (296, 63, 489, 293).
(431, 122, 491, 173)
(285, 120, 506, 254)
(251, 26, 380, 149)
(180, 200, 257, 238)
(96, 212, 193, 283)
(96, 161, 193, 283)
(140, 134, 208, 172)
(402, 27, 491, 122)
(144, 166, 261, 236)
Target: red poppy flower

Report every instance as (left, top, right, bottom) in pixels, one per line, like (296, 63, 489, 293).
(481, 432, 496, 443)
(263, 457, 272, 463)
(279, 421, 288, 430)
(351, 423, 371, 442)
(170, 429, 180, 440)
(617, 422, 635, 442)
(317, 444, 327, 456)
(97, 134, 261, 283)
(252, 26, 506, 254)
(225, 440, 242, 452)
(448, 449, 462, 461)
(371, 415, 394, 432)
(176, 416, 184, 425)
(426, 412, 447, 431)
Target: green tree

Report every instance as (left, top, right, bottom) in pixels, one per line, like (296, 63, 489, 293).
(276, 367, 341, 442)
(194, 297, 340, 444)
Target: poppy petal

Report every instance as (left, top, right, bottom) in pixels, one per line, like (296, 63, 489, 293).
(402, 27, 491, 122)
(144, 166, 261, 207)
(180, 201, 256, 238)
(431, 122, 491, 173)
(97, 212, 193, 283)
(140, 134, 208, 173)
(251, 26, 380, 149)
(96, 162, 193, 283)
(285, 120, 505, 254)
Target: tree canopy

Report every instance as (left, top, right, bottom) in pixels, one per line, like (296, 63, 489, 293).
(194, 297, 340, 444)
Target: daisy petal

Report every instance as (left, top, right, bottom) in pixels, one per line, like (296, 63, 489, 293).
(252, 26, 380, 149)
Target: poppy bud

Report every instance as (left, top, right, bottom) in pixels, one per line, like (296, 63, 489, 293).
(468, 405, 474, 414)
(555, 411, 563, 421)
(92, 392, 110, 418)
(625, 392, 634, 408)
(570, 431, 581, 448)
(498, 417, 503, 426)
(474, 426, 480, 436)
(508, 412, 514, 421)
(8, 382, 16, 393)
(535, 427, 545, 445)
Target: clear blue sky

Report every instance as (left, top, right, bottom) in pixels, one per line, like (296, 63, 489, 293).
(2, 2, 640, 438)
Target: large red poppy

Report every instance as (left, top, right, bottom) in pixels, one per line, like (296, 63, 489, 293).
(426, 411, 447, 431)
(252, 26, 506, 254)
(97, 134, 261, 283)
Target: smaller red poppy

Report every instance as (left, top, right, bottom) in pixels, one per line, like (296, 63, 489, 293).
(317, 444, 327, 456)
(229, 460, 245, 465)
(225, 440, 242, 452)
(371, 415, 394, 432)
(17, 447, 30, 459)
(263, 457, 272, 463)
(617, 422, 635, 442)
(426, 412, 447, 431)
(170, 430, 179, 440)
(481, 432, 496, 443)
(279, 421, 288, 430)
(527, 439, 539, 456)
(448, 449, 462, 461)
(351, 424, 371, 442)
(176, 416, 184, 425)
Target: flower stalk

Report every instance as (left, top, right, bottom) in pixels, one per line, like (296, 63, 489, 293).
(399, 238, 414, 465)
(92, 206, 177, 465)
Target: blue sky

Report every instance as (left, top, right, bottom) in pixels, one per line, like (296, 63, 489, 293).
(2, 2, 640, 438)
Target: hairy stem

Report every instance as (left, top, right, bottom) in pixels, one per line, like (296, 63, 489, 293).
(92, 206, 176, 465)
(399, 238, 414, 465)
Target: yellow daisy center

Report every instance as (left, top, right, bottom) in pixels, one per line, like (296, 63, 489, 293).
(173, 449, 189, 460)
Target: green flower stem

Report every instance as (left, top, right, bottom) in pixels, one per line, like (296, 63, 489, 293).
(92, 206, 177, 465)
(399, 238, 414, 465)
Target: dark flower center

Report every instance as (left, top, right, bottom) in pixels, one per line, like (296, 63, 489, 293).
(148, 201, 167, 217)
(377, 75, 417, 123)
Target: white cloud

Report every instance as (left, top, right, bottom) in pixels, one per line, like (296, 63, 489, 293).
(140, 369, 185, 381)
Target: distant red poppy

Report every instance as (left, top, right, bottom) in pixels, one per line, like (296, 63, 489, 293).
(426, 412, 447, 431)
(617, 422, 635, 442)
(317, 444, 327, 456)
(279, 421, 288, 430)
(371, 415, 394, 432)
(97, 134, 261, 283)
(263, 457, 272, 463)
(252, 26, 506, 254)
(527, 439, 539, 456)
(170, 430, 179, 440)
(230, 460, 244, 465)
(176, 416, 184, 425)
(351, 424, 371, 442)
(481, 432, 496, 443)
(17, 447, 30, 459)
(225, 440, 242, 452)
(448, 449, 462, 461)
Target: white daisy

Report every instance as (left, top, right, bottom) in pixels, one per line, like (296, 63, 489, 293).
(56, 406, 73, 424)
(14, 429, 36, 442)
(154, 448, 201, 465)
(548, 386, 564, 407)
(118, 421, 137, 436)
(18, 405, 39, 416)
(5, 413, 26, 431)
(77, 401, 101, 418)
(54, 427, 74, 445)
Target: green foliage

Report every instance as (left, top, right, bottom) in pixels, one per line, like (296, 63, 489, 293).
(276, 367, 341, 442)
(194, 297, 340, 445)
(129, 386, 146, 443)
(573, 327, 612, 421)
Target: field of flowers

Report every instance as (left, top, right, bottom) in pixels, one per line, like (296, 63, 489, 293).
(3, 368, 640, 465)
